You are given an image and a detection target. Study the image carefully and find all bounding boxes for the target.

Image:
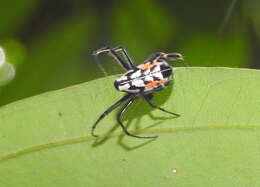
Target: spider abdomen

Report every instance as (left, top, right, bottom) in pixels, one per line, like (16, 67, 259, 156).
(114, 61, 174, 94)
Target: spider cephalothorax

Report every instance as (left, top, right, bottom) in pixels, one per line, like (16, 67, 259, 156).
(92, 46, 183, 139)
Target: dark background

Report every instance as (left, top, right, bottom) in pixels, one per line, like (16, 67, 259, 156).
(0, 0, 259, 106)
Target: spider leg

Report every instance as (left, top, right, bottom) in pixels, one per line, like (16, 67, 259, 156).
(112, 46, 136, 69)
(93, 46, 133, 70)
(143, 94, 180, 117)
(91, 94, 132, 137)
(117, 96, 158, 139)
(145, 93, 154, 100)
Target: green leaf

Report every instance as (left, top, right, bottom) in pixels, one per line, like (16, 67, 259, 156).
(1, 67, 260, 186)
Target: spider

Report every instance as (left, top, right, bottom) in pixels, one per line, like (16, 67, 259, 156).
(91, 46, 183, 139)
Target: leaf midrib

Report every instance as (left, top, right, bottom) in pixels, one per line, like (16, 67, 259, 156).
(1, 124, 259, 162)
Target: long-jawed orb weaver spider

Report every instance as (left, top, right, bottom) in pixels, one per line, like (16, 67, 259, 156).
(91, 46, 183, 139)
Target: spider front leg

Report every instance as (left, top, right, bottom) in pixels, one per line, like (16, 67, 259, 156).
(143, 94, 180, 117)
(117, 95, 158, 139)
(93, 46, 135, 70)
(91, 94, 132, 137)
(112, 46, 136, 69)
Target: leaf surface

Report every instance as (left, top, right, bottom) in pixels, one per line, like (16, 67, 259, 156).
(1, 67, 260, 186)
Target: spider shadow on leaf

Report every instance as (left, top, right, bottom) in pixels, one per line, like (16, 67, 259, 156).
(92, 83, 179, 149)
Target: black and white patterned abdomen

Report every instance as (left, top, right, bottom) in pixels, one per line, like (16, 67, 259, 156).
(114, 62, 175, 94)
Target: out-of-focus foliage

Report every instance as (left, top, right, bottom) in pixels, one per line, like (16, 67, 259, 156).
(0, 47, 15, 86)
(0, 0, 258, 105)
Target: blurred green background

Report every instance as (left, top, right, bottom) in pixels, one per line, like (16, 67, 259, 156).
(0, 0, 259, 106)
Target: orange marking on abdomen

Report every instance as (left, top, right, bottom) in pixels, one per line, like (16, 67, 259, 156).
(145, 80, 167, 87)
(140, 62, 160, 70)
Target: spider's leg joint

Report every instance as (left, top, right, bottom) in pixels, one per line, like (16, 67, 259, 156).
(92, 46, 111, 56)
